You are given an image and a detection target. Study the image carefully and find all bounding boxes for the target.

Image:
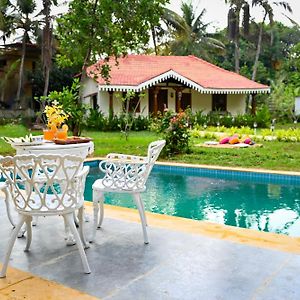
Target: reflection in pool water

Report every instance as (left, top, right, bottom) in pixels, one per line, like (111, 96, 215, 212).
(84, 166, 300, 237)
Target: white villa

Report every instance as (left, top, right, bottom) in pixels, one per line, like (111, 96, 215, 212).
(83, 55, 270, 116)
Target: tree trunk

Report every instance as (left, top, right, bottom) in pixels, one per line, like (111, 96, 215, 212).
(42, 0, 52, 97)
(151, 26, 158, 55)
(233, 5, 242, 74)
(251, 94, 257, 115)
(234, 37, 240, 73)
(79, 47, 92, 102)
(79, 0, 98, 102)
(16, 31, 27, 108)
(251, 13, 267, 81)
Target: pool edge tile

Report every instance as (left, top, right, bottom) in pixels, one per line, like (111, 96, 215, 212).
(84, 202, 300, 255)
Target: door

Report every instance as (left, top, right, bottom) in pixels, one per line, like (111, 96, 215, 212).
(149, 89, 168, 114)
(176, 92, 191, 112)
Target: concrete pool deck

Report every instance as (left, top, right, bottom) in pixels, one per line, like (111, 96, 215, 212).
(0, 201, 300, 299)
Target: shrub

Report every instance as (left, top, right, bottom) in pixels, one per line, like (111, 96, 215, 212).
(131, 115, 150, 131)
(160, 111, 190, 156)
(86, 108, 106, 130)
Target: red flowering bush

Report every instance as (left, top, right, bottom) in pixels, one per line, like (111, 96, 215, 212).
(160, 110, 190, 156)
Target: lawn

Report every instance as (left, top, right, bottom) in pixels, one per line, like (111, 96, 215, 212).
(1, 124, 300, 172)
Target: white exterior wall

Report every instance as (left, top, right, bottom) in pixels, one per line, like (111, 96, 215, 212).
(140, 90, 148, 116)
(192, 91, 211, 114)
(167, 88, 175, 111)
(98, 91, 110, 113)
(82, 78, 98, 107)
(111, 92, 123, 115)
(227, 94, 246, 115)
(82, 78, 247, 116)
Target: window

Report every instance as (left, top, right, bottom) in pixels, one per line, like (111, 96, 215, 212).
(212, 94, 227, 112)
(123, 92, 140, 113)
(90, 94, 98, 110)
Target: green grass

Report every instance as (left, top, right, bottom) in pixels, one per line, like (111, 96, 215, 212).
(85, 130, 159, 156)
(1, 125, 300, 172)
(179, 138, 300, 171)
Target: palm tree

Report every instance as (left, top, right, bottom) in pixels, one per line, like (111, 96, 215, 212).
(0, 0, 38, 108)
(251, 0, 292, 81)
(225, 0, 250, 73)
(41, 0, 56, 97)
(160, 1, 224, 60)
(15, 0, 37, 107)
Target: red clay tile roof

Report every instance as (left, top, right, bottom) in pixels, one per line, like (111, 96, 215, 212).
(87, 55, 269, 93)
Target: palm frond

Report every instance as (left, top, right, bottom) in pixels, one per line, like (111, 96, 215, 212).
(274, 1, 292, 13)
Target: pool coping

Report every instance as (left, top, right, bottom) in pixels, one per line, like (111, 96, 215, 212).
(84, 202, 300, 255)
(85, 156, 300, 176)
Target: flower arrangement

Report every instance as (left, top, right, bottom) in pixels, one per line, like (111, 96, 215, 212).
(43, 100, 69, 140)
(44, 100, 69, 130)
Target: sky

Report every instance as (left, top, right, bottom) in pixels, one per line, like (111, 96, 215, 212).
(167, 0, 300, 32)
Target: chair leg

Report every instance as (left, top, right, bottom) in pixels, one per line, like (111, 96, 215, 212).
(77, 207, 89, 249)
(139, 198, 148, 226)
(64, 214, 91, 274)
(0, 215, 26, 278)
(62, 213, 76, 246)
(133, 193, 149, 244)
(73, 211, 79, 227)
(32, 216, 38, 226)
(91, 189, 104, 242)
(98, 195, 104, 228)
(24, 216, 33, 252)
(3, 187, 15, 228)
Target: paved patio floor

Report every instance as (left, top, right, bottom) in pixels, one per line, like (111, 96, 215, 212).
(0, 200, 300, 300)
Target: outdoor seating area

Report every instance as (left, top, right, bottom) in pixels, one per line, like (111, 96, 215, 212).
(0, 0, 300, 298)
(0, 139, 166, 280)
(0, 137, 299, 299)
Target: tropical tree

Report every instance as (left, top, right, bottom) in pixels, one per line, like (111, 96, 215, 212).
(225, 0, 250, 73)
(251, 0, 292, 81)
(56, 0, 168, 92)
(159, 1, 224, 59)
(41, 0, 58, 97)
(0, 0, 38, 108)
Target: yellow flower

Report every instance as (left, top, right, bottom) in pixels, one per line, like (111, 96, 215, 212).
(44, 102, 69, 129)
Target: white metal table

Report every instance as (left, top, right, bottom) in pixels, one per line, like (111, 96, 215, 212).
(13, 141, 94, 158)
(11, 140, 94, 245)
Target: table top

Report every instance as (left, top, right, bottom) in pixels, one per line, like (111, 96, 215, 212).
(12, 141, 94, 150)
(12, 141, 94, 157)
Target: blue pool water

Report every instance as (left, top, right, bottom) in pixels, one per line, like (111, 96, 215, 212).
(84, 163, 300, 237)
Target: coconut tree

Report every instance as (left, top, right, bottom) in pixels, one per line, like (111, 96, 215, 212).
(41, 0, 58, 97)
(225, 0, 250, 73)
(251, 0, 292, 81)
(0, 0, 38, 108)
(14, 0, 37, 108)
(160, 1, 224, 60)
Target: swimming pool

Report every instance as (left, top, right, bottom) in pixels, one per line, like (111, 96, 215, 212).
(84, 161, 300, 237)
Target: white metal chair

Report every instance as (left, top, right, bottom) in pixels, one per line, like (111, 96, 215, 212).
(0, 154, 91, 277)
(92, 140, 165, 244)
(0, 181, 15, 227)
(0, 156, 15, 227)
